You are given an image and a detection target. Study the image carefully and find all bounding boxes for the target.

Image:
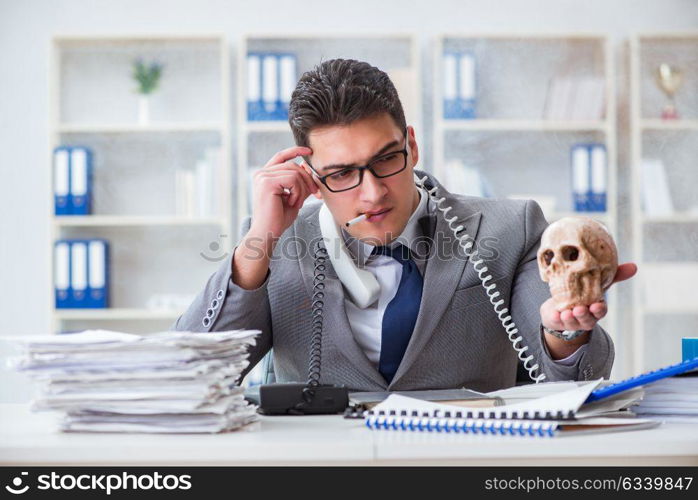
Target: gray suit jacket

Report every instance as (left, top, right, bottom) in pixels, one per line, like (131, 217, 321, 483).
(172, 170, 614, 392)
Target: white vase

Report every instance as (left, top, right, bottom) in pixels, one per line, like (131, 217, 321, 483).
(138, 95, 150, 125)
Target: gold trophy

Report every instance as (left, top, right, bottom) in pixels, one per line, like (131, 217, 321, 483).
(655, 63, 683, 120)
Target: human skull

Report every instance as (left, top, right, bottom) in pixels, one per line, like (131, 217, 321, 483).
(537, 217, 618, 311)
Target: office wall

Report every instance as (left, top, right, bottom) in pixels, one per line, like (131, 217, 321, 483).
(1, 0, 696, 402)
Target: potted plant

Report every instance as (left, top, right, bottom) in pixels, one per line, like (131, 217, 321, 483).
(132, 58, 163, 125)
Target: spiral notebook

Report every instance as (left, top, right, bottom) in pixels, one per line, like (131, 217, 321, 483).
(364, 380, 658, 437)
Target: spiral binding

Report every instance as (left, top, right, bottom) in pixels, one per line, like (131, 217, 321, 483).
(364, 412, 558, 437)
(306, 241, 328, 388)
(366, 407, 574, 422)
(414, 175, 546, 383)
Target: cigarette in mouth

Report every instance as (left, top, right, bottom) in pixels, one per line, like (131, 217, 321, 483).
(345, 213, 370, 227)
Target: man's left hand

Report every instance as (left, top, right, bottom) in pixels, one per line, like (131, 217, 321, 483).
(540, 262, 638, 332)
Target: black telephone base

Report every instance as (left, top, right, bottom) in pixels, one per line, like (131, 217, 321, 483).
(258, 383, 349, 415)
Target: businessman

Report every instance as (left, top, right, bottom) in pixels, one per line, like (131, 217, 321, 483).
(173, 59, 636, 392)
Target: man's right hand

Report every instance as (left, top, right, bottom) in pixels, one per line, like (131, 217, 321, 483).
(248, 146, 318, 242)
(232, 146, 319, 290)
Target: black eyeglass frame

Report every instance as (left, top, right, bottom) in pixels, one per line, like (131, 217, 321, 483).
(304, 128, 409, 193)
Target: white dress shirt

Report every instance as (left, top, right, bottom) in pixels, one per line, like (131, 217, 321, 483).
(340, 186, 586, 370)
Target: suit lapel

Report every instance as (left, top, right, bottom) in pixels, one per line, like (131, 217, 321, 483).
(389, 179, 483, 388)
(295, 207, 387, 388)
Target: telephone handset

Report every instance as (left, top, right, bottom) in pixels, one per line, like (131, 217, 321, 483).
(318, 203, 381, 308)
(316, 174, 547, 384)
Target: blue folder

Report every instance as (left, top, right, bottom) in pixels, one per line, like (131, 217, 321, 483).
(69, 147, 93, 216)
(53, 147, 71, 215)
(55, 239, 109, 309)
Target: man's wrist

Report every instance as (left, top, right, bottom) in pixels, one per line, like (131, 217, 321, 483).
(540, 324, 591, 360)
(541, 324, 588, 341)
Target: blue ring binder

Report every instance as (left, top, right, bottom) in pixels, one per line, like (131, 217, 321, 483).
(364, 412, 560, 437)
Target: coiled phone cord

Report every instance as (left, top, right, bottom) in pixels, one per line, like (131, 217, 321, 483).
(307, 241, 328, 388)
(415, 175, 547, 383)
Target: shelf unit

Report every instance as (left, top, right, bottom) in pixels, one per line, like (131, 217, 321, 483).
(49, 34, 232, 333)
(235, 33, 421, 238)
(630, 33, 698, 373)
(433, 34, 621, 377)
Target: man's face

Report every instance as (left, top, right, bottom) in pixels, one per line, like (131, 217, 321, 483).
(304, 113, 420, 246)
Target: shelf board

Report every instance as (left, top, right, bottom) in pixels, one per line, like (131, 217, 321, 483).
(644, 305, 698, 315)
(637, 33, 698, 41)
(642, 213, 698, 223)
(56, 122, 225, 134)
(53, 215, 226, 227)
(54, 34, 225, 45)
(441, 33, 607, 41)
(641, 119, 698, 131)
(244, 121, 290, 133)
(548, 211, 609, 221)
(54, 308, 184, 321)
(441, 119, 608, 132)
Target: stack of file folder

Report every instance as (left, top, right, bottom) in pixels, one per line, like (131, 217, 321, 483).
(7, 329, 260, 433)
(247, 52, 297, 121)
(632, 372, 698, 423)
(53, 146, 93, 215)
(442, 50, 476, 119)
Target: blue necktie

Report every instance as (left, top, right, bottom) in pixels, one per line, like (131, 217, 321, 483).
(371, 244, 424, 384)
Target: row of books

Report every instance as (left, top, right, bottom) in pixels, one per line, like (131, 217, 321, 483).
(571, 143, 607, 212)
(247, 52, 297, 121)
(175, 147, 225, 218)
(543, 77, 605, 121)
(443, 51, 476, 119)
(53, 146, 93, 215)
(54, 239, 109, 309)
(641, 158, 674, 216)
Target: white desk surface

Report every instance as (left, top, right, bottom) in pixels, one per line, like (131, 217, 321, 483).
(1, 404, 697, 466)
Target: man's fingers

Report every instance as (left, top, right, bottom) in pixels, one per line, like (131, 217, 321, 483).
(548, 310, 564, 330)
(559, 310, 582, 331)
(263, 170, 311, 202)
(589, 301, 607, 319)
(293, 161, 319, 195)
(264, 147, 313, 168)
(258, 171, 309, 207)
(262, 161, 318, 195)
(611, 262, 638, 284)
(571, 305, 597, 330)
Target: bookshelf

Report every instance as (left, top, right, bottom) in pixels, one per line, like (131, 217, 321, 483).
(49, 34, 232, 333)
(432, 34, 620, 376)
(630, 33, 698, 373)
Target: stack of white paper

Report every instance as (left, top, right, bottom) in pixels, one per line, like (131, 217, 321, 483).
(633, 375, 698, 423)
(6, 329, 260, 433)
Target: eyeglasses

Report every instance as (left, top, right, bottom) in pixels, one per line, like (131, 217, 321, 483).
(305, 129, 409, 193)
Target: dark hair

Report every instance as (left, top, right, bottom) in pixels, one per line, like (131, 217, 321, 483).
(288, 58, 406, 148)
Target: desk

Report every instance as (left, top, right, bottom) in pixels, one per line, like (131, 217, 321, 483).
(1, 404, 697, 466)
